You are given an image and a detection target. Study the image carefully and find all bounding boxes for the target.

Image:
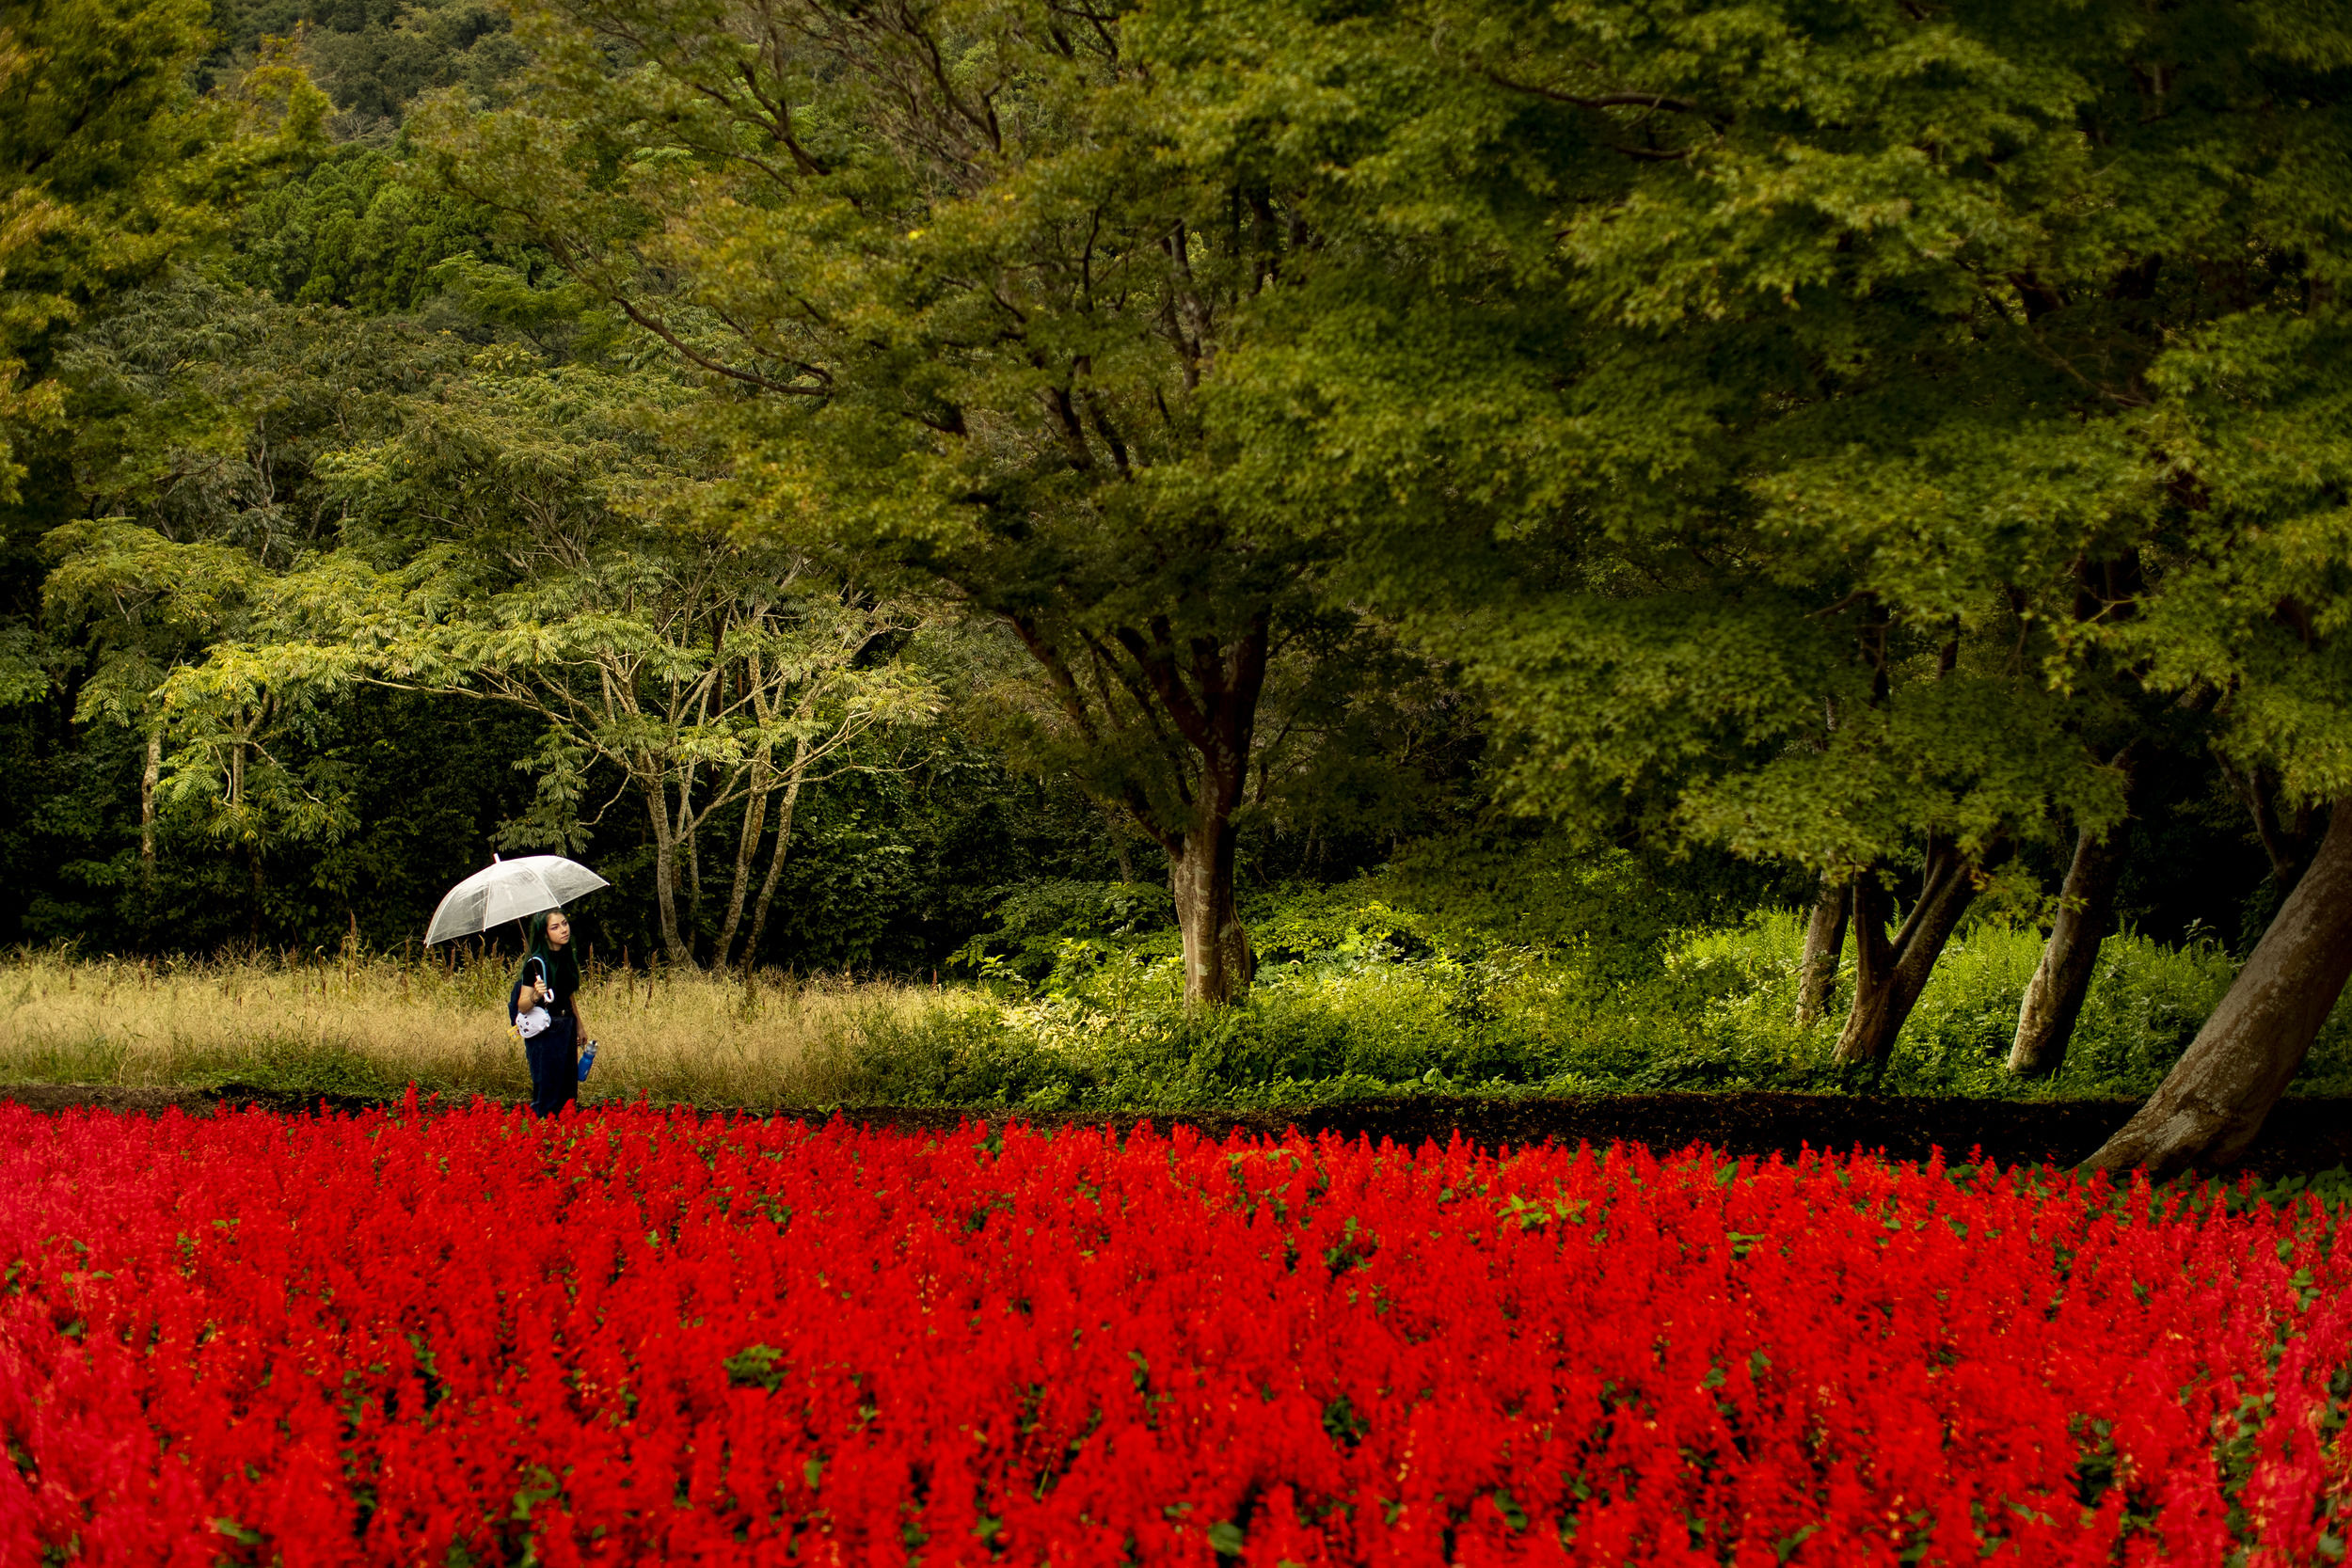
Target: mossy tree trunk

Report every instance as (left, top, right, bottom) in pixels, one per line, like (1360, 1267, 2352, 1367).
(1795, 873, 1850, 1029)
(1169, 812, 1253, 1009)
(2084, 800, 2352, 1178)
(2007, 821, 2129, 1078)
(1151, 619, 1266, 1009)
(1834, 840, 2006, 1066)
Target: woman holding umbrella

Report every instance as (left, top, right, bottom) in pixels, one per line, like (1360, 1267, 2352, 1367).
(426, 854, 610, 1117)
(512, 909, 588, 1117)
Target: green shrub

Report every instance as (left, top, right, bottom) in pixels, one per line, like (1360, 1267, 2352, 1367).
(947, 879, 1177, 984)
(827, 874, 2352, 1108)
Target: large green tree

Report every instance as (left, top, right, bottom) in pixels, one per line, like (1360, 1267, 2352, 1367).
(410, 0, 1359, 1005)
(57, 271, 942, 966)
(267, 344, 944, 967)
(40, 278, 470, 929)
(1167, 0, 2352, 1156)
(24, 272, 1101, 959)
(1167, 0, 2139, 1059)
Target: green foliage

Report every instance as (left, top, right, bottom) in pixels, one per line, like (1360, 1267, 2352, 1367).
(950, 879, 1178, 983)
(302, 0, 522, 124)
(219, 146, 526, 313)
(824, 879, 2352, 1111)
(35, 280, 477, 895)
(0, 0, 326, 495)
(206, 0, 523, 123)
(118, 303, 947, 966)
(1, 678, 541, 952)
(409, 0, 1493, 1005)
(1176, 0, 2352, 876)
(7, 261, 1151, 961)
(403, 0, 2352, 1035)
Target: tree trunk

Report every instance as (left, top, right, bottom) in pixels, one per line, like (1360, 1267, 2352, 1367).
(2231, 763, 2321, 887)
(741, 764, 807, 969)
(715, 749, 771, 966)
(1833, 840, 2002, 1065)
(645, 782, 693, 966)
(1164, 637, 1262, 1009)
(2007, 821, 2129, 1078)
(1002, 607, 1268, 1007)
(1104, 803, 1136, 884)
(1794, 874, 1849, 1028)
(1169, 812, 1251, 1008)
(139, 723, 162, 881)
(678, 765, 703, 949)
(2083, 798, 2352, 1178)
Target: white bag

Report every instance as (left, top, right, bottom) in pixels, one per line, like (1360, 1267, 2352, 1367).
(515, 957, 553, 1039)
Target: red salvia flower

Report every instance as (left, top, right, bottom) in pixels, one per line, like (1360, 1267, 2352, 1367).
(0, 1101, 2346, 1565)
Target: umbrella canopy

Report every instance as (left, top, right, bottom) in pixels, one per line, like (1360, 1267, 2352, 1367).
(425, 855, 610, 945)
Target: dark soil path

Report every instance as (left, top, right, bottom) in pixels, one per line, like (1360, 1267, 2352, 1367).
(9, 1083, 2348, 1177)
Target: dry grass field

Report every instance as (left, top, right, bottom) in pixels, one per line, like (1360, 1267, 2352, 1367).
(0, 948, 973, 1106)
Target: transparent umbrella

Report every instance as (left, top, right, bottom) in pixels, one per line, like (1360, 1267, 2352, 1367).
(425, 855, 611, 945)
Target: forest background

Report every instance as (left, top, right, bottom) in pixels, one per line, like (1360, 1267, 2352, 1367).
(4, 0, 2349, 1174)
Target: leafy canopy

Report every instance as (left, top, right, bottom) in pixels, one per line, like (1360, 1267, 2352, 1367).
(1169, 0, 2352, 876)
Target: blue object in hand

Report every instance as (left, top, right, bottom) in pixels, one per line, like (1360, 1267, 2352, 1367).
(577, 1040, 597, 1083)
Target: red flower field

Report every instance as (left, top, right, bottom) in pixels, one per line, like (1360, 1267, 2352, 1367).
(2, 1097, 2346, 1565)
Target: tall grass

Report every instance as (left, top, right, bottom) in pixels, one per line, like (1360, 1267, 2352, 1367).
(8, 904, 2346, 1109)
(0, 947, 971, 1106)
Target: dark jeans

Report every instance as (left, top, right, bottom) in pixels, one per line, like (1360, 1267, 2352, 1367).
(525, 1014, 579, 1117)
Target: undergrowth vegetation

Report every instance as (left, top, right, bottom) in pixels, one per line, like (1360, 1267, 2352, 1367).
(861, 861, 2351, 1111)
(7, 852, 2347, 1109)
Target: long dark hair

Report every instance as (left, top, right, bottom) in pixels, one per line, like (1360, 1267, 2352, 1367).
(521, 910, 581, 1000)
